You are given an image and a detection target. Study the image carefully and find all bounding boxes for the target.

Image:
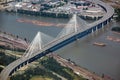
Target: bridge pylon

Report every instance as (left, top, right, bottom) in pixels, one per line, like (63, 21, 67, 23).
(23, 32, 54, 58)
(23, 32, 42, 58)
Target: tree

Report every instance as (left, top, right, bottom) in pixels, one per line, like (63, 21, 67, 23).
(24, 38, 27, 42)
(64, 0, 68, 4)
(115, 8, 120, 21)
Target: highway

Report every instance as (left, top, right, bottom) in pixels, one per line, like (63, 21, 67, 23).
(0, 0, 114, 80)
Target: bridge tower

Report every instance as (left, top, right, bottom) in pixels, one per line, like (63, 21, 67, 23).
(23, 32, 54, 58)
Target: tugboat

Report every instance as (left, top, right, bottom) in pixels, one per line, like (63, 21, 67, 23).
(93, 42, 106, 47)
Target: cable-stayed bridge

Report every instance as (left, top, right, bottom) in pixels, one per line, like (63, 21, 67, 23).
(0, 0, 114, 80)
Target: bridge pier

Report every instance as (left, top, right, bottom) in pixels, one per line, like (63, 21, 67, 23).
(108, 16, 113, 22)
(97, 23, 102, 29)
(87, 28, 93, 34)
(9, 69, 14, 76)
(9, 67, 18, 76)
(21, 62, 24, 67)
(28, 57, 36, 63)
(9, 60, 33, 76)
(103, 20, 107, 26)
(21, 61, 28, 67)
(92, 26, 97, 32)
(108, 18, 111, 23)
(27, 50, 50, 63)
(75, 35, 79, 41)
(106, 20, 108, 25)
(79, 31, 88, 38)
(17, 65, 21, 70)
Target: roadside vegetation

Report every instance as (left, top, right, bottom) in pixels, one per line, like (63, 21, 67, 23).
(0, 45, 24, 72)
(0, 50, 16, 66)
(115, 8, 120, 21)
(0, 66, 3, 72)
(111, 8, 120, 33)
(40, 57, 86, 80)
(0, 50, 17, 72)
(111, 27, 120, 33)
(10, 56, 87, 80)
(10, 64, 62, 80)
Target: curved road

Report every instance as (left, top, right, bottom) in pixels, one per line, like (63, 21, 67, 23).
(0, 0, 114, 80)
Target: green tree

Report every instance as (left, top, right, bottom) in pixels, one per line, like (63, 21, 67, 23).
(64, 0, 68, 4)
(115, 8, 120, 21)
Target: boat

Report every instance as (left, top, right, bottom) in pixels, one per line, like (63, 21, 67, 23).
(93, 42, 106, 47)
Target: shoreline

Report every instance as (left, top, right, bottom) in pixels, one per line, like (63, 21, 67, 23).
(49, 54, 106, 80)
(0, 31, 29, 51)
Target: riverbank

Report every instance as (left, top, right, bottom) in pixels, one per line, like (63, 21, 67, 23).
(0, 31, 29, 52)
(0, 31, 28, 71)
(49, 54, 104, 80)
(102, 0, 120, 8)
(10, 56, 86, 80)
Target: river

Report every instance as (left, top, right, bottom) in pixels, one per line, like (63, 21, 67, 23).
(0, 12, 120, 80)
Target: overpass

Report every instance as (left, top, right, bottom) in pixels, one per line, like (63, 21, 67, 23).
(0, 0, 114, 80)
